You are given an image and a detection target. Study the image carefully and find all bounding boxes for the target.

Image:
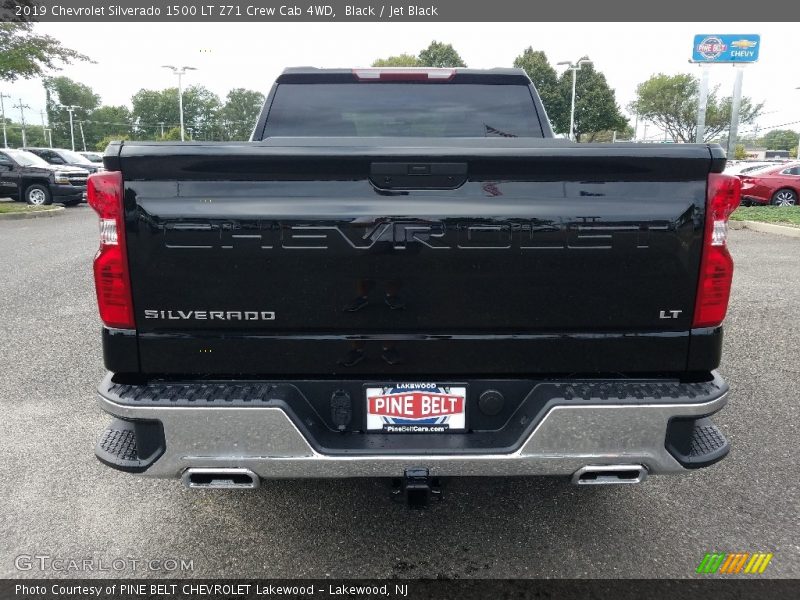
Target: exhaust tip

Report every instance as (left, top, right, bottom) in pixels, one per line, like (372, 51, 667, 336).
(182, 468, 260, 490)
(571, 464, 648, 486)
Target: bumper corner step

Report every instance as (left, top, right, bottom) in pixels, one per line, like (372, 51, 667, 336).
(95, 418, 165, 473)
(666, 416, 730, 469)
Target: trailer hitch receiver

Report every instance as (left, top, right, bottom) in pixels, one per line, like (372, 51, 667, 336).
(393, 467, 442, 508)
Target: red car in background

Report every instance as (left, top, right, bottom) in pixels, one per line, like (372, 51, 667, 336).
(739, 163, 800, 206)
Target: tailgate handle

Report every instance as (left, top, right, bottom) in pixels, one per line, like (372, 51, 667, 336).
(370, 162, 467, 190)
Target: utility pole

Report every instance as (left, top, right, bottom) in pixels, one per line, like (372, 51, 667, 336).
(78, 121, 86, 151)
(45, 128, 53, 148)
(61, 105, 78, 151)
(13, 100, 30, 147)
(158, 122, 165, 138)
(162, 65, 197, 141)
(0, 93, 10, 148)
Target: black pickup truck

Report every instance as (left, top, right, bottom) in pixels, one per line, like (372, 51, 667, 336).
(90, 68, 739, 504)
(0, 148, 88, 206)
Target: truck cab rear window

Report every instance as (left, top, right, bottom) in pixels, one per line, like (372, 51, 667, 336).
(264, 83, 544, 138)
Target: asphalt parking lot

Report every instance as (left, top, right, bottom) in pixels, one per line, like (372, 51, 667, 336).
(0, 206, 798, 579)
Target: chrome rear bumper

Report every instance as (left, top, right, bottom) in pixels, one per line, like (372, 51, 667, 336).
(96, 382, 728, 479)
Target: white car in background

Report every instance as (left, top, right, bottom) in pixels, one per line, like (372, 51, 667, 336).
(723, 160, 787, 176)
(80, 151, 104, 165)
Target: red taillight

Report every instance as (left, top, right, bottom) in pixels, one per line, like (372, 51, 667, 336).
(693, 173, 741, 328)
(351, 68, 456, 81)
(87, 171, 135, 329)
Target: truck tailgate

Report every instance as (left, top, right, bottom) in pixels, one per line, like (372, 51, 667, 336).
(111, 140, 720, 376)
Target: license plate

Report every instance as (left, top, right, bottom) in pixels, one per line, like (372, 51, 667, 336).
(365, 383, 467, 433)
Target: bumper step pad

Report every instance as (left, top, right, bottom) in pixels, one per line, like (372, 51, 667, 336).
(95, 418, 165, 473)
(104, 377, 726, 407)
(666, 416, 730, 469)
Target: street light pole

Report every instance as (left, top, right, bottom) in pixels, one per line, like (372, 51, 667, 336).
(178, 72, 184, 141)
(569, 67, 577, 140)
(557, 58, 592, 141)
(162, 65, 197, 141)
(61, 105, 78, 151)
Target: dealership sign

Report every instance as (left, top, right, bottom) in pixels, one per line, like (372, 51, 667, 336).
(692, 34, 760, 63)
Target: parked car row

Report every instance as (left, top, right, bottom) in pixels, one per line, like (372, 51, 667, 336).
(735, 163, 800, 206)
(0, 148, 93, 206)
(23, 147, 103, 174)
(723, 160, 789, 176)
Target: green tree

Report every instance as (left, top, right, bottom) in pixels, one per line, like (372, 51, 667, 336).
(182, 85, 222, 140)
(630, 73, 764, 143)
(761, 129, 799, 151)
(1, 118, 26, 147)
(95, 134, 130, 152)
(84, 105, 132, 148)
(418, 41, 467, 68)
(513, 48, 563, 130)
(371, 53, 422, 67)
(162, 127, 182, 141)
(554, 60, 627, 141)
(131, 85, 221, 140)
(43, 76, 101, 148)
(130, 88, 180, 138)
(590, 125, 636, 143)
(0, 23, 91, 82)
(733, 144, 747, 160)
(219, 88, 264, 140)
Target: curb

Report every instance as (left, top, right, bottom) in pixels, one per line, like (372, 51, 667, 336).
(731, 220, 800, 238)
(0, 206, 65, 221)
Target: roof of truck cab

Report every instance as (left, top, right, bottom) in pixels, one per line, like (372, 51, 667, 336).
(276, 67, 532, 85)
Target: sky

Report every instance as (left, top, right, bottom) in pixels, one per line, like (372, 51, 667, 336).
(4, 21, 799, 141)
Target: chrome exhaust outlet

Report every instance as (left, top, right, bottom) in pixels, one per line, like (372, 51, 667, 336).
(182, 468, 260, 490)
(571, 464, 648, 485)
